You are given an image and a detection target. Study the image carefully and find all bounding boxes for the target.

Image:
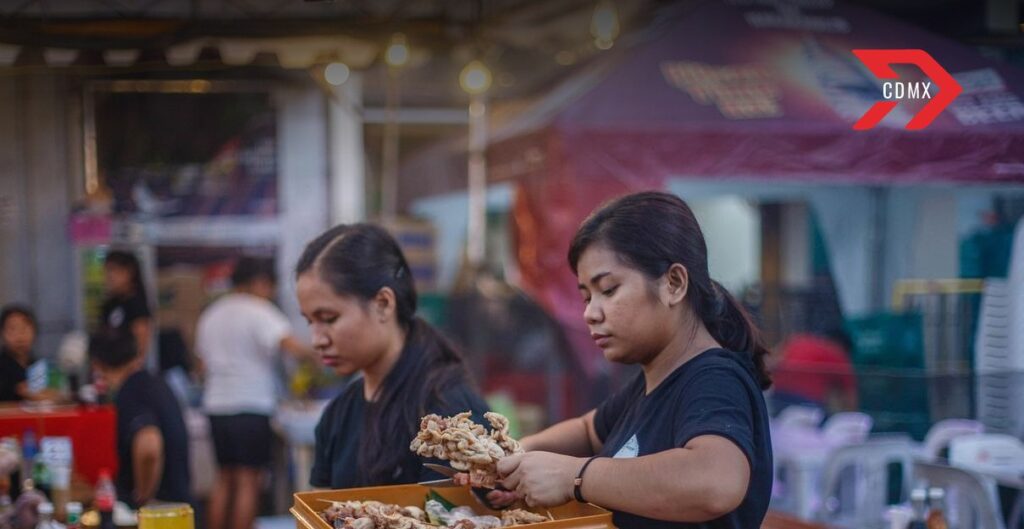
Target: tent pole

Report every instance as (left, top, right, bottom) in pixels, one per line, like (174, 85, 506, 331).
(467, 93, 488, 267)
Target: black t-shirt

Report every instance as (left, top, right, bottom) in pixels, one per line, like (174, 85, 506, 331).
(311, 377, 490, 489)
(101, 292, 151, 337)
(0, 348, 28, 402)
(114, 370, 191, 507)
(593, 348, 772, 529)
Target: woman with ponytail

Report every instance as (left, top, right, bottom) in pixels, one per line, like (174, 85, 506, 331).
(489, 192, 773, 529)
(101, 250, 152, 360)
(295, 223, 489, 488)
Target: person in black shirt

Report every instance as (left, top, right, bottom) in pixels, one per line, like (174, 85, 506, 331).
(295, 224, 489, 488)
(488, 192, 773, 529)
(0, 305, 55, 402)
(88, 332, 191, 508)
(100, 251, 152, 360)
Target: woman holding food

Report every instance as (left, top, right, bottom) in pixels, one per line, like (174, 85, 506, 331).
(295, 223, 490, 488)
(487, 191, 773, 529)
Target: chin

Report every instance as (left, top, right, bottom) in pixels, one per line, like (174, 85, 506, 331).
(602, 347, 632, 364)
(332, 365, 357, 377)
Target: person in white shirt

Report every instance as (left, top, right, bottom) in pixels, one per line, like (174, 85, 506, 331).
(196, 257, 310, 529)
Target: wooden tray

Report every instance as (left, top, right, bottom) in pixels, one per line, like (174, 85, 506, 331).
(292, 484, 615, 529)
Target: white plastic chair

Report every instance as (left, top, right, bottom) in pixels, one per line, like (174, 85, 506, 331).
(771, 412, 873, 520)
(817, 435, 917, 528)
(914, 461, 1007, 529)
(950, 434, 1024, 475)
(950, 434, 1024, 529)
(921, 418, 985, 462)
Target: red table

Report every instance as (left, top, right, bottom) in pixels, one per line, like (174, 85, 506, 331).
(0, 404, 117, 485)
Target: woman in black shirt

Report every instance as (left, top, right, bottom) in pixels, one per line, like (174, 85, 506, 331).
(490, 192, 773, 529)
(295, 224, 489, 488)
(100, 251, 152, 360)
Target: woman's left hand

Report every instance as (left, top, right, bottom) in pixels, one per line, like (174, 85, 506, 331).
(497, 452, 585, 507)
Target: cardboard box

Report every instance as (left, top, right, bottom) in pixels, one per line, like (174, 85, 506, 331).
(291, 484, 614, 529)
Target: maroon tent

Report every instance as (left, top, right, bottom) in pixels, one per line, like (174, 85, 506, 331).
(487, 0, 1024, 376)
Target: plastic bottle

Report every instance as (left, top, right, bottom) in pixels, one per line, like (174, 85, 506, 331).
(908, 488, 929, 529)
(94, 470, 115, 529)
(30, 459, 50, 499)
(20, 432, 36, 485)
(34, 502, 59, 529)
(64, 503, 82, 529)
(926, 487, 948, 529)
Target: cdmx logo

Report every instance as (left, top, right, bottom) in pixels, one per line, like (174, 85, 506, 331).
(851, 49, 963, 131)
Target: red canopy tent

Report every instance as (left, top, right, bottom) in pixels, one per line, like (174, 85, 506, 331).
(486, 0, 1024, 377)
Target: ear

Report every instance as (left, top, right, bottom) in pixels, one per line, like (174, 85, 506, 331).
(372, 287, 398, 323)
(662, 263, 689, 307)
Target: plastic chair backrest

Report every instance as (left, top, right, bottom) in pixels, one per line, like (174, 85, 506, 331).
(822, 412, 873, 446)
(922, 419, 985, 462)
(913, 461, 1006, 529)
(776, 405, 825, 430)
(817, 436, 916, 526)
(950, 433, 1024, 475)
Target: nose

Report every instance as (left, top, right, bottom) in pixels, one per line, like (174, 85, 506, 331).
(310, 325, 331, 350)
(583, 298, 603, 325)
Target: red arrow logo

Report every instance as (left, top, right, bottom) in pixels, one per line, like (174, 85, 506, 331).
(852, 49, 963, 130)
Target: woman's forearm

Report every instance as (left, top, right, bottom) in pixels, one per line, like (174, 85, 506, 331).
(579, 440, 749, 522)
(521, 410, 599, 457)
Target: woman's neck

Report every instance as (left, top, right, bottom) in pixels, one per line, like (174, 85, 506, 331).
(362, 324, 409, 401)
(642, 321, 721, 394)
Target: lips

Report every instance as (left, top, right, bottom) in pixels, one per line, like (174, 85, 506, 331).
(319, 354, 341, 367)
(591, 332, 611, 348)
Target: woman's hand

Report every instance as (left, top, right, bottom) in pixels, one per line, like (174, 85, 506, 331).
(452, 473, 521, 509)
(497, 452, 585, 507)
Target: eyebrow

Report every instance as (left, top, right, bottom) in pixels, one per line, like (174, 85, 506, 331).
(578, 271, 611, 289)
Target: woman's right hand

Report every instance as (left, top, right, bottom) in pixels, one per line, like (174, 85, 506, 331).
(454, 473, 521, 509)
(482, 488, 519, 508)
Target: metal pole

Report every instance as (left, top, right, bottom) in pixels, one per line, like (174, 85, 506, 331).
(467, 93, 488, 267)
(381, 67, 401, 219)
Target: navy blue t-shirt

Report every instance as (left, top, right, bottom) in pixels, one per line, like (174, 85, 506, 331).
(114, 370, 191, 508)
(311, 377, 489, 489)
(593, 348, 772, 529)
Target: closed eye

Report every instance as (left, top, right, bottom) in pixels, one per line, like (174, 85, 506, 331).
(602, 285, 618, 297)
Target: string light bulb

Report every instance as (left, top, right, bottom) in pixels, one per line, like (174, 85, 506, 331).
(324, 62, 350, 86)
(459, 60, 492, 95)
(591, 0, 620, 50)
(385, 33, 409, 68)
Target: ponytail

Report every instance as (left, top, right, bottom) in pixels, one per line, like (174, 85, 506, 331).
(703, 281, 772, 389)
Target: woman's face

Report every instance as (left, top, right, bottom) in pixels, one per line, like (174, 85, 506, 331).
(576, 244, 678, 365)
(296, 272, 389, 376)
(104, 263, 134, 295)
(1, 313, 36, 355)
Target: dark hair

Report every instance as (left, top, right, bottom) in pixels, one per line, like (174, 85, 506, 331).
(88, 330, 139, 368)
(568, 191, 772, 389)
(231, 257, 277, 287)
(105, 250, 149, 307)
(1, 304, 37, 332)
(296, 223, 473, 485)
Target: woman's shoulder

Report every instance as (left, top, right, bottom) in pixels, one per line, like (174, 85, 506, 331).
(674, 348, 762, 393)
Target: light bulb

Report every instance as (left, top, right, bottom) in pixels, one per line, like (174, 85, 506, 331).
(324, 62, 350, 86)
(460, 60, 492, 95)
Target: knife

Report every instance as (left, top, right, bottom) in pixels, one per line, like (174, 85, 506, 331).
(417, 463, 461, 487)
